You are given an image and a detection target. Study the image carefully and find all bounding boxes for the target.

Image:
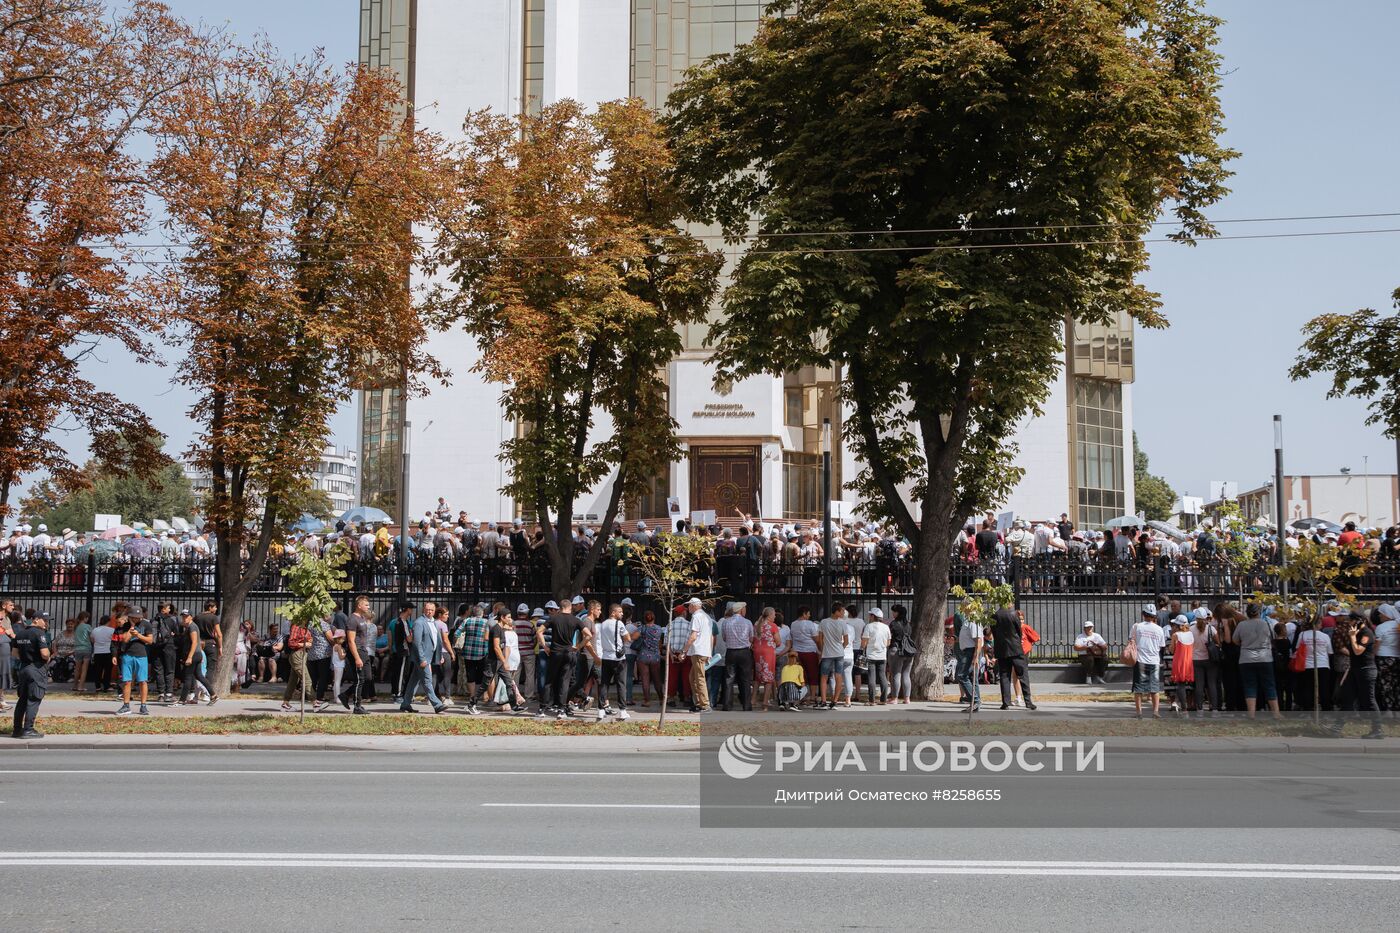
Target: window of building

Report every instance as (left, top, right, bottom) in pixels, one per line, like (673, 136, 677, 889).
(783, 451, 821, 521)
(523, 0, 545, 117)
(1074, 378, 1125, 529)
(784, 388, 803, 427)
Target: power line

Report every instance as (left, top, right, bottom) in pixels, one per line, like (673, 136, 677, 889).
(22, 224, 1400, 265)
(10, 209, 1400, 253)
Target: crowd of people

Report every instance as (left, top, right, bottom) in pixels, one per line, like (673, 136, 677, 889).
(7, 584, 1398, 740)
(1108, 596, 1399, 735)
(5, 507, 1398, 601)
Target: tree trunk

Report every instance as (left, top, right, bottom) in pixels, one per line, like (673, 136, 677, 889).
(909, 521, 951, 701)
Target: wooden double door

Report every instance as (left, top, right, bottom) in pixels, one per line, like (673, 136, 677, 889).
(690, 446, 759, 518)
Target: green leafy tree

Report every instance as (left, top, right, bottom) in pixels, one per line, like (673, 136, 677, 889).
(1133, 433, 1177, 523)
(666, 0, 1235, 698)
(275, 540, 352, 719)
(19, 437, 194, 532)
(630, 532, 717, 726)
(425, 99, 722, 601)
(1291, 287, 1400, 440)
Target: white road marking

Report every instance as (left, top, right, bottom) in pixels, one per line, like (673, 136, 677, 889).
(1, 769, 1396, 781)
(0, 852, 1396, 880)
(481, 803, 700, 809)
(0, 769, 698, 777)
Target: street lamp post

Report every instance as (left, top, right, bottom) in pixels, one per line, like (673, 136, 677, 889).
(399, 417, 411, 603)
(1363, 454, 1371, 527)
(822, 418, 832, 616)
(1274, 415, 1287, 586)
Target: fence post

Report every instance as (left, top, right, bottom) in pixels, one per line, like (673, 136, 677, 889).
(1009, 556, 1022, 608)
(85, 551, 97, 621)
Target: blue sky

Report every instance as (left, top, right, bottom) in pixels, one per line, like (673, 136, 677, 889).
(55, 0, 1400, 507)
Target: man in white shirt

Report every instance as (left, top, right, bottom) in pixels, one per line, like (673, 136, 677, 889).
(1130, 605, 1167, 717)
(1074, 620, 1109, 684)
(956, 614, 983, 712)
(860, 608, 892, 705)
(683, 598, 713, 712)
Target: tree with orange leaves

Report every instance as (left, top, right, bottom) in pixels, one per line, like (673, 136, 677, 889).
(424, 98, 722, 601)
(149, 42, 449, 692)
(0, 0, 203, 517)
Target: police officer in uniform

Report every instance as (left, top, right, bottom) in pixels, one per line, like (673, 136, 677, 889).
(13, 611, 50, 739)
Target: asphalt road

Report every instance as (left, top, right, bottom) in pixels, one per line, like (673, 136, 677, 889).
(3, 748, 1399, 931)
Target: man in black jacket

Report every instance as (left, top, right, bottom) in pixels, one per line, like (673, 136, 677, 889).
(150, 602, 180, 703)
(991, 607, 1037, 711)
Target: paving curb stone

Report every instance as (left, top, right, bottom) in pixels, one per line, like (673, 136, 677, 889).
(6, 734, 1395, 753)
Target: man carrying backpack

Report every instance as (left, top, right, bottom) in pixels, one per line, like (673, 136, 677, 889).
(151, 602, 180, 704)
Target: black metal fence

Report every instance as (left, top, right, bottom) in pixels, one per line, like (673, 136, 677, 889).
(4, 553, 1398, 659)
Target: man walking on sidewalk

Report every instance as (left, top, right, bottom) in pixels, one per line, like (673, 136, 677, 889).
(992, 607, 1036, 711)
(400, 603, 446, 714)
(339, 596, 376, 714)
(684, 598, 714, 712)
(151, 602, 179, 703)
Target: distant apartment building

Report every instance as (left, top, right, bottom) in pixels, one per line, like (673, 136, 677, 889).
(1204, 473, 1398, 529)
(185, 446, 359, 519)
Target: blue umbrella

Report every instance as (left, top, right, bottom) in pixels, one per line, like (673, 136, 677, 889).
(339, 506, 392, 526)
(290, 514, 327, 534)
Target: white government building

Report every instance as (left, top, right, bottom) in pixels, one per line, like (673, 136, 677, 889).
(355, 1, 1136, 529)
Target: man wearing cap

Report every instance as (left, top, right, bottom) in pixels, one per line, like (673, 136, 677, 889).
(12, 611, 50, 738)
(545, 600, 581, 717)
(683, 598, 714, 712)
(861, 609, 892, 705)
(175, 610, 216, 705)
(1074, 621, 1109, 685)
(1129, 604, 1168, 718)
(510, 604, 537, 703)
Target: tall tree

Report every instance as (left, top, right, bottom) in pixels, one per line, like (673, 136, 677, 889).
(1133, 433, 1176, 523)
(666, 0, 1234, 697)
(1291, 287, 1400, 442)
(149, 43, 448, 692)
(0, 0, 202, 515)
(425, 98, 722, 600)
(18, 436, 194, 532)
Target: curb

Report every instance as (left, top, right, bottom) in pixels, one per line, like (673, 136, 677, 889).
(7, 734, 1397, 754)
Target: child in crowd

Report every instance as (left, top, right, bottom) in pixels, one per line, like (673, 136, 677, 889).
(778, 653, 805, 711)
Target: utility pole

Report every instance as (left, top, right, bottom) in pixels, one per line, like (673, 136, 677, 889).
(398, 353, 411, 603)
(1274, 415, 1287, 593)
(821, 418, 832, 616)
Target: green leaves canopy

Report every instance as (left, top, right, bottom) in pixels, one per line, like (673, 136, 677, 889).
(425, 99, 722, 596)
(666, 0, 1234, 695)
(1291, 287, 1400, 439)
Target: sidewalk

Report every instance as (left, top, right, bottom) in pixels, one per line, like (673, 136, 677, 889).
(33, 682, 1126, 721)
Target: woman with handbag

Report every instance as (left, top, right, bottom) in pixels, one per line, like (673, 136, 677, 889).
(1292, 616, 1332, 714)
(1190, 608, 1222, 713)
